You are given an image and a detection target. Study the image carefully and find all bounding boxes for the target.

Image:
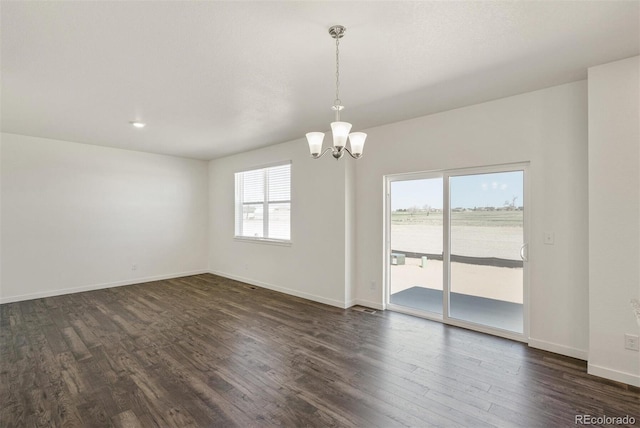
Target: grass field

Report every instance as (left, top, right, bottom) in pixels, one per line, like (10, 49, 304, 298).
(391, 210, 523, 227)
(391, 210, 523, 259)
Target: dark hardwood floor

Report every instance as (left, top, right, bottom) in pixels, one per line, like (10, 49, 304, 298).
(1, 274, 638, 427)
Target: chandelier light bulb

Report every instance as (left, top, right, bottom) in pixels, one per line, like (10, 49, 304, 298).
(331, 122, 352, 149)
(306, 132, 325, 156)
(348, 132, 367, 156)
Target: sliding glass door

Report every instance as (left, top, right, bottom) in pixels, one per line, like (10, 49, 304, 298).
(388, 177, 443, 314)
(448, 171, 524, 333)
(386, 164, 528, 339)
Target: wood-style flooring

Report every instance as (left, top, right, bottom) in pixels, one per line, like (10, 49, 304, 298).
(1, 274, 638, 427)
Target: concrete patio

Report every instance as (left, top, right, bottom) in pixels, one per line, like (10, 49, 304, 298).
(390, 257, 523, 333)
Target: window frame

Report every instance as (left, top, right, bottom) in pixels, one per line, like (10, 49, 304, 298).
(234, 161, 292, 245)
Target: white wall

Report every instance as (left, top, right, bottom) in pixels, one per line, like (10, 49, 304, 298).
(588, 56, 640, 386)
(208, 139, 353, 308)
(345, 160, 356, 306)
(354, 81, 590, 358)
(0, 133, 209, 302)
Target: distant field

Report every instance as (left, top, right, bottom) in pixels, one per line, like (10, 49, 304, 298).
(391, 210, 523, 228)
(391, 210, 523, 259)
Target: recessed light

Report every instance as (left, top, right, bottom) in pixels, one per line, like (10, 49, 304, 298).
(130, 121, 146, 128)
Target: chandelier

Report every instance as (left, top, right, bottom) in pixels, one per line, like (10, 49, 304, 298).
(306, 25, 366, 160)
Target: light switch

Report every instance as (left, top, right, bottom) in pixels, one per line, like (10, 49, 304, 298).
(544, 232, 555, 245)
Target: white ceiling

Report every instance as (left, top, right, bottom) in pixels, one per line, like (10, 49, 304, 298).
(2, 1, 639, 160)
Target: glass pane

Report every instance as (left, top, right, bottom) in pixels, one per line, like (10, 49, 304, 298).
(449, 171, 524, 333)
(268, 202, 290, 240)
(242, 169, 264, 203)
(389, 178, 443, 314)
(268, 164, 291, 202)
(241, 203, 264, 238)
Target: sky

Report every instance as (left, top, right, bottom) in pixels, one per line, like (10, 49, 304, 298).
(391, 171, 523, 210)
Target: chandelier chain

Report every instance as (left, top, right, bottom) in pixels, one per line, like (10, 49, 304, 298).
(335, 36, 341, 107)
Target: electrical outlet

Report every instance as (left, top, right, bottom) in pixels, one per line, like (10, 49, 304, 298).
(624, 334, 639, 351)
(132, 264, 138, 271)
(370, 281, 376, 291)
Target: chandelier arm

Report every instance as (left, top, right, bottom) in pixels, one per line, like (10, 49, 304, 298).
(343, 146, 363, 160)
(311, 147, 336, 159)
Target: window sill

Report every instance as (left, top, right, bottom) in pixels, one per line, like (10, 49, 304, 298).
(233, 236, 292, 247)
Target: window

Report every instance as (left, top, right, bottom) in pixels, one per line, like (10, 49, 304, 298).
(235, 162, 291, 242)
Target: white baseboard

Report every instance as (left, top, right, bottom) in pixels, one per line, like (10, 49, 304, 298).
(209, 270, 347, 309)
(528, 337, 588, 360)
(0, 269, 209, 304)
(588, 363, 640, 387)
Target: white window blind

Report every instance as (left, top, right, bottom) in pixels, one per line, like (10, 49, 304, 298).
(235, 162, 291, 242)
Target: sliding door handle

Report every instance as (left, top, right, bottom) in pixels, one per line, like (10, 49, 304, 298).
(520, 243, 528, 262)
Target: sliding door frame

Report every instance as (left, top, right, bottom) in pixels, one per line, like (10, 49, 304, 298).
(384, 162, 530, 343)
